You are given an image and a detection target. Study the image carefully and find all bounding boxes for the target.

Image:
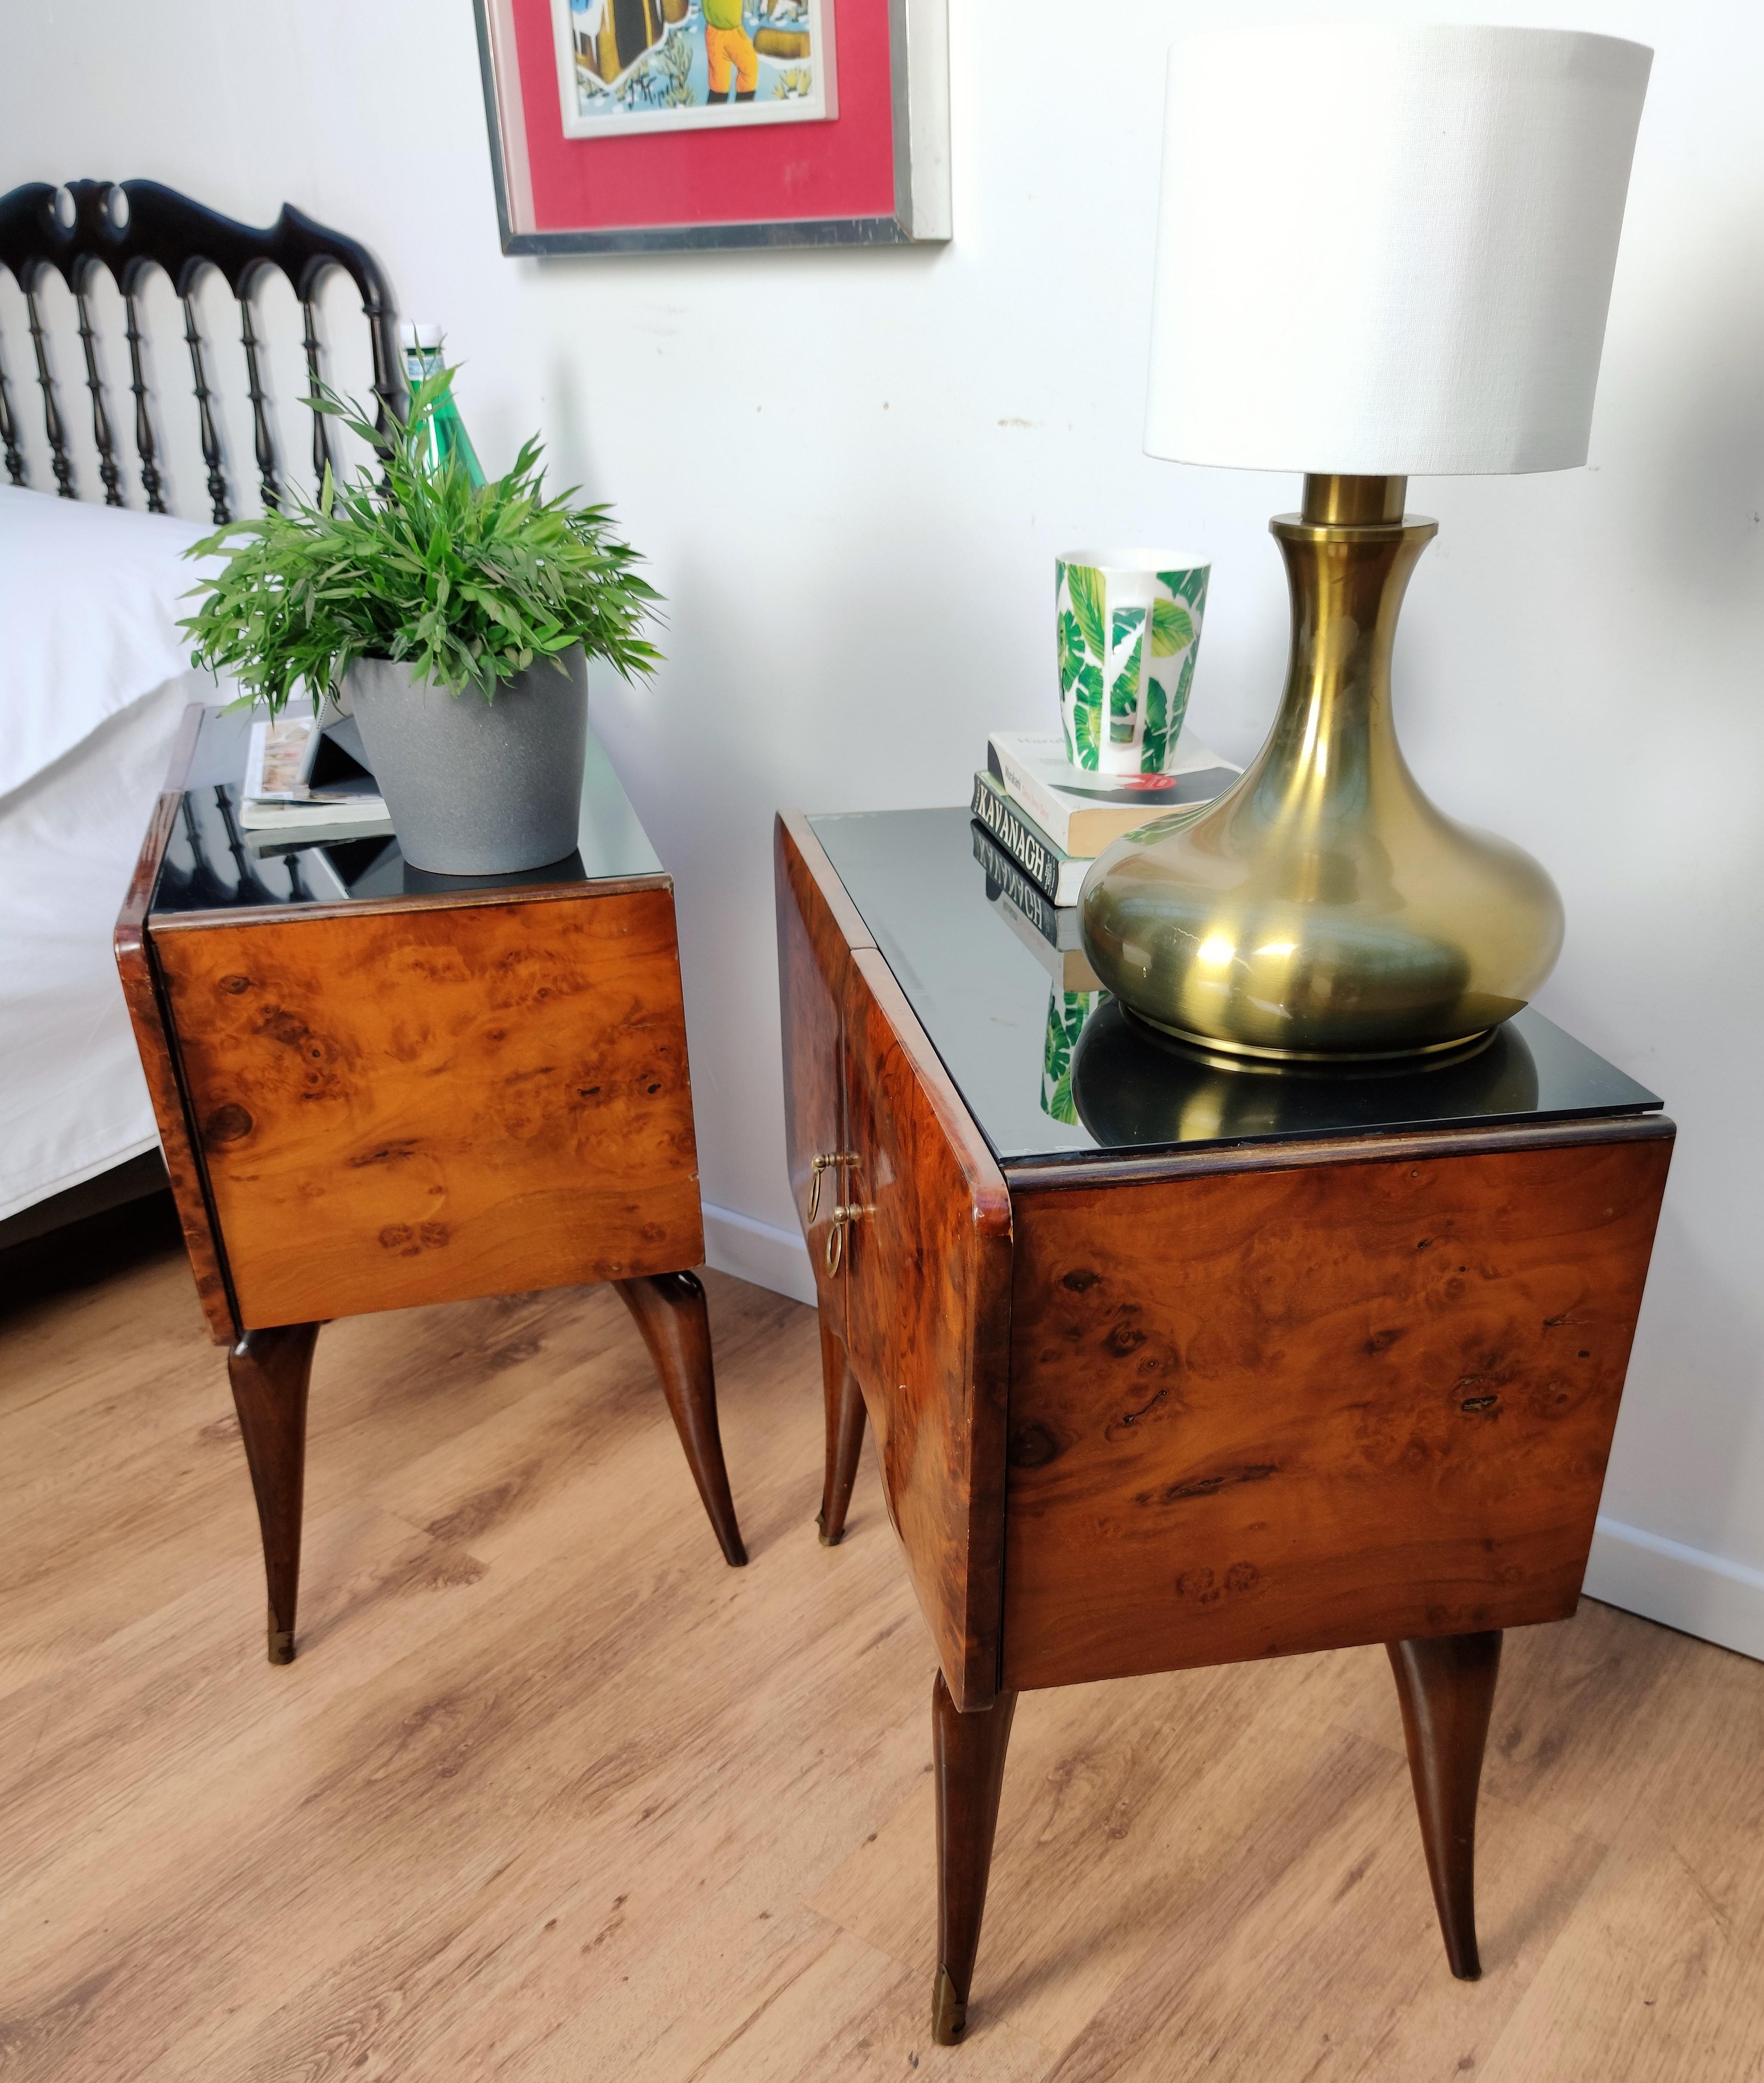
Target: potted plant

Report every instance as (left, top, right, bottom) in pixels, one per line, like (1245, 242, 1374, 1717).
(181, 372, 661, 875)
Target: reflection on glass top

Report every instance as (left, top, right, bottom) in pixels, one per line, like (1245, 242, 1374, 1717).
(150, 706, 662, 916)
(808, 807, 1662, 1166)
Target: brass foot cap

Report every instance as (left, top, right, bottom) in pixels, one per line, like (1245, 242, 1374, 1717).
(816, 1510, 843, 1548)
(931, 1965, 967, 2045)
(267, 1631, 295, 1666)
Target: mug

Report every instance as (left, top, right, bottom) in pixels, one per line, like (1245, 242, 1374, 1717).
(1055, 550, 1210, 773)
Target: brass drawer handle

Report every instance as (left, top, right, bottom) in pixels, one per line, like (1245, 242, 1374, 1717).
(807, 1151, 859, 1223)
(825, 1202, 866, 1275)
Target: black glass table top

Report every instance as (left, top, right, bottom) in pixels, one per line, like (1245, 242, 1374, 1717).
(150, 706, 662, 917)
(808, 807, 1662, 1167)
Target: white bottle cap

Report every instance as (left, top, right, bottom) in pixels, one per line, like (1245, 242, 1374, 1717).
(399, 320, 444, 351)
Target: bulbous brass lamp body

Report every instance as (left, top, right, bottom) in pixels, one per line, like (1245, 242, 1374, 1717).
(1079, 475, 1564, 1062)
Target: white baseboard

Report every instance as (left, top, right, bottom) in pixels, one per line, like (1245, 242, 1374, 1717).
(1585, 1516, 1764, 1664)
(702, 1200, 817, 1308)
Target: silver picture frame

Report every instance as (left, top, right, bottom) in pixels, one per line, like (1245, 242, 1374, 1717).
(472, 0, 951, 255)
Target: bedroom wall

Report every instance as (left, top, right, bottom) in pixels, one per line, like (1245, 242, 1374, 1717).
(7, 0, 1762, 1662)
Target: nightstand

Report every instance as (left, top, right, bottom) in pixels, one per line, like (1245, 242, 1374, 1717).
(775, 806, 1672, 2045)
(116, 705, 745, 1664)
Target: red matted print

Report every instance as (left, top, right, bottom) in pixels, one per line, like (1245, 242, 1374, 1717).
(475, 0, 950, 252)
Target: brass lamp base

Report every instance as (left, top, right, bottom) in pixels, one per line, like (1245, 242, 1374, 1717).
(1126, 1008, 1496, 1069)
(1079, 475, 1564, 1063)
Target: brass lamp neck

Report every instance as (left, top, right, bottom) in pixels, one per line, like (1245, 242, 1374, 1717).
(1301, 473, 1407, 526)
(1265, 492, 1436, 798)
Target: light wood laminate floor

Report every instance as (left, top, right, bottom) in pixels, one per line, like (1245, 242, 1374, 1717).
(2, 1208, 1760, 2083)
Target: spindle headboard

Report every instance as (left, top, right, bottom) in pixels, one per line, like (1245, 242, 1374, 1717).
(0, 179, 401, 523)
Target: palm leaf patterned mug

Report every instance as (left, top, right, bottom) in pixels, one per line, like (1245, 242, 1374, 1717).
(1055, 550, 1210, 773)
(1041, 985, 1103, 1127)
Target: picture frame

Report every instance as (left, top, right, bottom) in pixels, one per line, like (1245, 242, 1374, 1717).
(472, 0, 951, 255)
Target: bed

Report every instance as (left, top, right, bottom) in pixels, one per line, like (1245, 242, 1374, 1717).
(0, 179, 399, 1238)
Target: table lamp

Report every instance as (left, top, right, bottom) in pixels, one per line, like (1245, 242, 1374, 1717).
(1080, 24, 1652, 1064)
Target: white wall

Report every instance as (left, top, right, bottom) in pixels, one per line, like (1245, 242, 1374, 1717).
(7, 0, 1761, 1660)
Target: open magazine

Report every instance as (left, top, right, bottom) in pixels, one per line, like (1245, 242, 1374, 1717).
(240, 713, 392, 841)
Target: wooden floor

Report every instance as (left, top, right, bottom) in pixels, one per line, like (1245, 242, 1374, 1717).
(2, 1208, 1761, 2083)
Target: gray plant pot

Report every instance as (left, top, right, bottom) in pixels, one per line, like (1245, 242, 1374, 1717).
(345, 647, 589, 875)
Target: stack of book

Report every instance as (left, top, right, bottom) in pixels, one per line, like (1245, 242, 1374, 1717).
(970, 730, 1239, 908)
(240, 712, 394, 851)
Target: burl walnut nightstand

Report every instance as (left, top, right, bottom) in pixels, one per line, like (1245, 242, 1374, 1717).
(776, 806, 1671, 2045)
(117, 705, 745, 1663)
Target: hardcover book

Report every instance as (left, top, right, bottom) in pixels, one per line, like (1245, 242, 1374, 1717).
(970, 824, 1078, 944)
(998, 896, 1104, 993)
(241, 715, 389, 834)
(972, 824, 1102, 988)
(987, 730, 1239, 856)
(970, 771, 1088, 906)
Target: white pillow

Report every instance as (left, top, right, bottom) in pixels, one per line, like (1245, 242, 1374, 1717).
(0, 485, 231, 800)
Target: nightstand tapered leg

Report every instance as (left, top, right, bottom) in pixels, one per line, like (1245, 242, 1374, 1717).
(227, 1321, 320, 1665)
(1388, 1629, 1503, 1979)
(931, 1670, 1019, 2045)
(614, 1271, 747, 1567)
(816, 1315, 866, 1545)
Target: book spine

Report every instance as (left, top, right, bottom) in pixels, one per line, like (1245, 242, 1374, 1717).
(988, 737, 1074, 852)
(971, 823, 1060, 941)
(970, 776, 1060, 902)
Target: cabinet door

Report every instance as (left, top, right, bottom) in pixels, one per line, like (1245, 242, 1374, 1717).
(842, 946, 1013, 1709)
(152, 887, 703, 1328)
(1001, 1125, 1675, 1692)
(774, 815, 859, 1317)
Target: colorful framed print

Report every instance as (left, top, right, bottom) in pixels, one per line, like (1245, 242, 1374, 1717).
(473, 0, 951, 254)
(552, 0, 836, 140)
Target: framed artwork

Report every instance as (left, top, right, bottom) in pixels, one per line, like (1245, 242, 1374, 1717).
(472, 0, 951, 253)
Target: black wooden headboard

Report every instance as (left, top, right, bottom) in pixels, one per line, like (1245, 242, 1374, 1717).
(0, 179, 400, 523)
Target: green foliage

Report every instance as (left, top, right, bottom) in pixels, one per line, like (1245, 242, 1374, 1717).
(1057, 608, 1086, 696)
(1065, 563, 1107, 661)
(1069, 662, 1104, 762)
(1041, 987, 1101, 1126)
(1159, 566, 1209, 612)
(1137, 656, 1195, 775)
(1142, 670, 1169, 770)
(1109, 632, 1143, 740)
(1171, 648, 1196, 735)
(180, 370, 662, 716)
(1150, 598, 1194, 657)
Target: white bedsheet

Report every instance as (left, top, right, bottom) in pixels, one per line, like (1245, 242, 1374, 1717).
(0, 487, 221, 797)
(0, 488, 235, 1223)
(0, 678, 210, 1220)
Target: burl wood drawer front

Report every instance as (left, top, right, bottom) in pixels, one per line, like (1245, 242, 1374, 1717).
(1001, 1133, 1672, 1692)
(152, 890, 703, 1328)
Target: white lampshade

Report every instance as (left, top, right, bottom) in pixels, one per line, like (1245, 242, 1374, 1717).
(1144, 25, 1652, 476)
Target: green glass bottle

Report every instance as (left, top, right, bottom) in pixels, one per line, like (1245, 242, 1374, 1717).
(400, 320, 484, 487)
